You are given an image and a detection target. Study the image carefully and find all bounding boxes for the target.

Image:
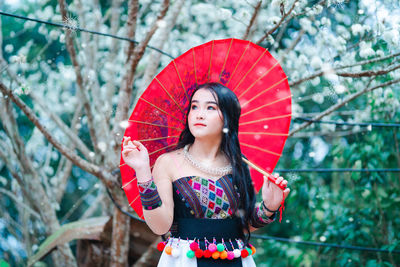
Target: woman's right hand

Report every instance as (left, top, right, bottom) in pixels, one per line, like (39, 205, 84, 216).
(122, 136, 150, 172)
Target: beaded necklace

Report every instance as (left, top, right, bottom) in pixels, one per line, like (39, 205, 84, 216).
(183, 144, 232, 177)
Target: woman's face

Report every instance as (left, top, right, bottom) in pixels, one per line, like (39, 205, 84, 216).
(188, 88, 224, 139)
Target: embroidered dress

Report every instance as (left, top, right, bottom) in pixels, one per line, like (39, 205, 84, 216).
(158, 174, 276, 267)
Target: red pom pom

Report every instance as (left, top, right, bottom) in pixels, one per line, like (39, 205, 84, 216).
(157, 242, 165, 252)
(241, 249, 249, 258)
(203, 250, 212, 258)
(190, 242, 199, 251)
(195, 249, 204, 258)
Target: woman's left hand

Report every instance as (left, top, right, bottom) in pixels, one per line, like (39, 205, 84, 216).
(261, 173, 291, 211)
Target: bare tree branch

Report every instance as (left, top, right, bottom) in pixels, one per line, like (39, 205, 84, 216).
(31, 93, 92, 159)
(81, 1, 114, 162)
(292, 128, 369, 138)
(110, 206, 130, 267)
(27, 217, 110, 267)
(55, 101, 85, 202)
(290, 58, 400, 87)
(1, 94, 59, 208)
(125, 0, 139, 63)
(289, 78, 400, 136)
(60, 183, 100, 223)
(0, 139, 34, 205)
(279, 29, 305, 61)
(0, 89, 78, 267)
(1, 212, 23, 239)
(107, 3, 171, 262)
(0, 82, 114, 187)
(112, 0, 170, 145)
(335, 52, 400, 71)
(81, 186, 104, 219)
(56, 160, 74, 203)
(0, 188, 41, 219)
(104, 0, 127, 122)
(242, 0, 262, 40)
(271, 20, 289, 50)
(256, 0, 299, 45)
(336, 63, 400, 77)
(139, 0, 185, 93)
(58, 0, 100, 157)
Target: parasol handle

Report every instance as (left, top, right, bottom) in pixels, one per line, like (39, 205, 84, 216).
(241, 157, 287, 190)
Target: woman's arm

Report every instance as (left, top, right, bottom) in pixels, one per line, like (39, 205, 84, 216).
(121, 137, 175, 235)
(141, 154, 175, 235)
(248, 174, 290, 232)
(248, 201, 277, 232)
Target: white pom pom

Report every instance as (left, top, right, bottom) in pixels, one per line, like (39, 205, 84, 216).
(233, 249, 241, 258)
(172, 248, 180, 257)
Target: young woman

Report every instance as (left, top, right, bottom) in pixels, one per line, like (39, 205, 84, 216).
(122, 82, 290, 266)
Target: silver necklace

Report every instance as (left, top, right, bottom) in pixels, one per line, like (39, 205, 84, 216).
(183, 144, 232, 176)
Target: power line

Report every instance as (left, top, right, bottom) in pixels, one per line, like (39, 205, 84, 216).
(294, 117, 400, 128)
(106, 187, 400, 254)
(1, 12, 399, 129)
(251, 234, 400, 254)
(0, 10, 175, 59)
(106, 171, 400, 254)
(275, 168, 400, 173)
(1, 12, 400, 130)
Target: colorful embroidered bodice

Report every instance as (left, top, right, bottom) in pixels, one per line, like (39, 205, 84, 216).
(171, 173, 276, 231)
(175, 175, 234, 219)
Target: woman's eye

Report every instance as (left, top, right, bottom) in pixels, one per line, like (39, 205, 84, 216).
(207, 106, 216, 110)
(191, 105, 198, 110)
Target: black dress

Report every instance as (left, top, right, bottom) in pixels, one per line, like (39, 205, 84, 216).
(158, 174, 271, 267)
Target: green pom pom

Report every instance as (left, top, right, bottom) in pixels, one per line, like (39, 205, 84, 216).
(186, 250, 195, 258)
(246, 248, 252, 255)
(217, 243, 225, 252)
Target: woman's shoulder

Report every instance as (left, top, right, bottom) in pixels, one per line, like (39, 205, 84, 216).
(157, 148, 183, 162)
(154, 148, 184, 175)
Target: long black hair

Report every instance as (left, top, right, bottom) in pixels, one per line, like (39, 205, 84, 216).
(175, 82, 256, 243)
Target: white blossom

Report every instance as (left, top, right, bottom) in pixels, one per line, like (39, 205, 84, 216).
(382, 29, 400, 47)
(49, 30, 60, 40)
(314, 5, 323, 15)
(375, 49, 384, 57)
(351, 24, 364, 35)
(269, 16, 280, 25)
(4, 44, 13, 53)
(217, 8, 232, 20)
(97, 142, 107, 153)
(334, 84, 346, 94)
(299, 18, 316, 34)
(310, 56, 323, 69)
(321, 17, 331, 27)
(359, 41, 375, 58)
(336, 25, 351, 39)
(271, 0, 286, 7)
(311, 77, 320, 86)
(59, 33, 65, 43)
(312, 93, 324, 104)
(10, 54, 26, 64)
(0, 176, 7, 186)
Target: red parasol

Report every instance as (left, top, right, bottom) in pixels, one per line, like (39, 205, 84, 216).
(120, 38, 292, 219)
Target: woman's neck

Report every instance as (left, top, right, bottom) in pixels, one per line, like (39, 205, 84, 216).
(189, 138, 224, 165)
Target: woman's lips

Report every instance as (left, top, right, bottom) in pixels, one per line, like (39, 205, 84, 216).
(194, 123, 206, 127)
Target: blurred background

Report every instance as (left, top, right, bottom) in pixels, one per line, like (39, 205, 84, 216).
(0, 0, 399, 266)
